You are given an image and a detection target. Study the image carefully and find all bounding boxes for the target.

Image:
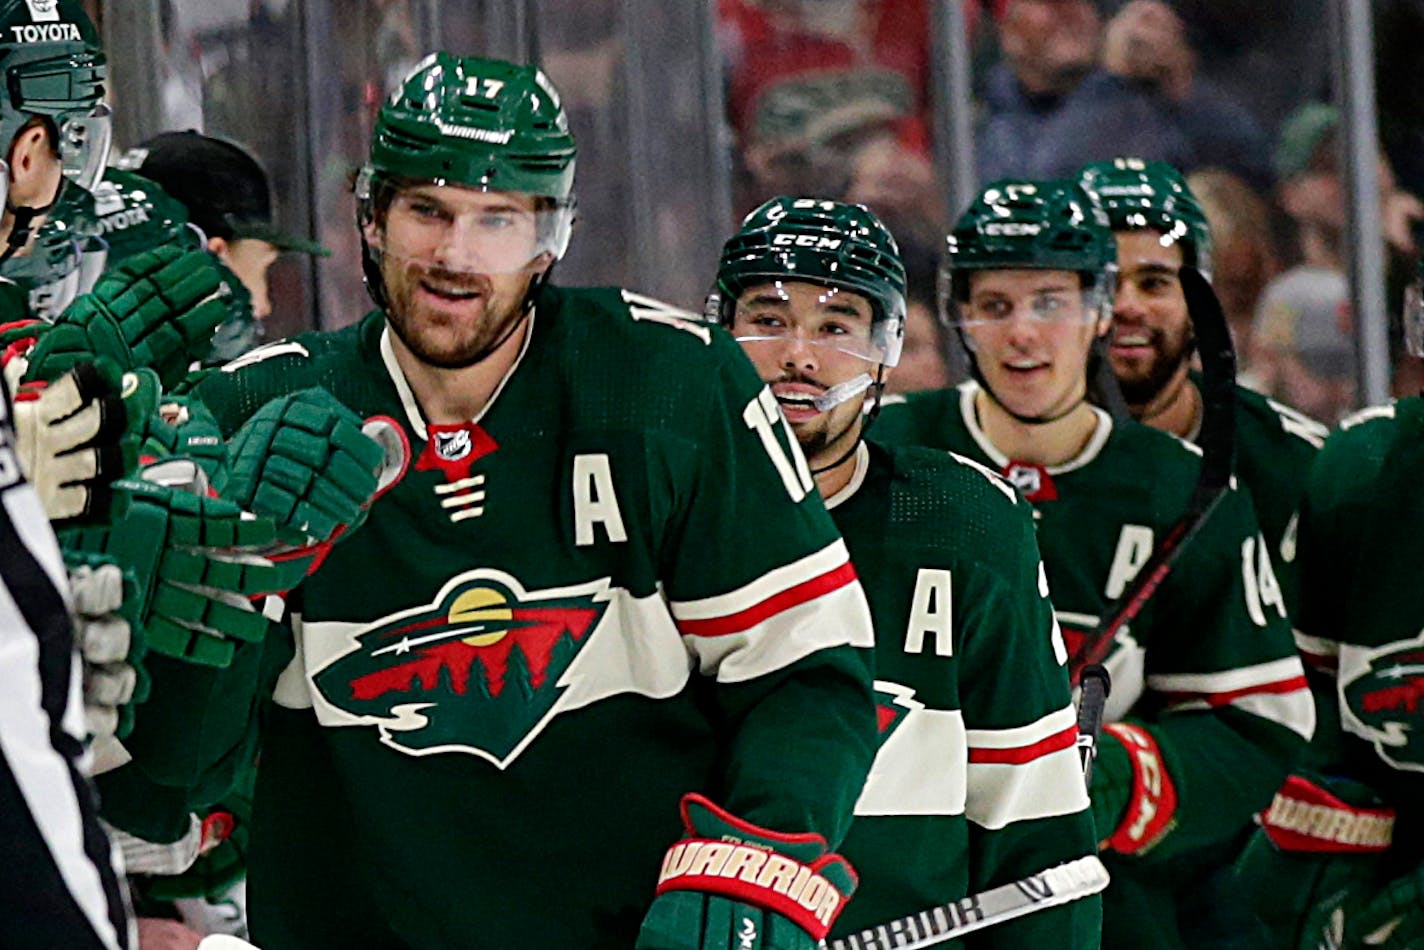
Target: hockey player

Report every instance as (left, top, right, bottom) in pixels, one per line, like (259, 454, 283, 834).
(714, 195, 1100, 945)
(131, 53, 878, 949)
(0, 2, 134, 946)
(872, 179, 1313, 948)
(1231, 264, 1424, 949)
(1077, 157, 1327, 584)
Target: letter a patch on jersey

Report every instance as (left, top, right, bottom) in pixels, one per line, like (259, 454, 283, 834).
(310, 570, 611, 766)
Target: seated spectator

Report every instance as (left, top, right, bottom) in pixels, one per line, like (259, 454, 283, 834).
(719, 0, 931, 205)
(1187, 167, 1281, 374)
(977, 0, 1270, 188)
(1271, 102, 1424, 399)
(1252, 267, 1357, 425)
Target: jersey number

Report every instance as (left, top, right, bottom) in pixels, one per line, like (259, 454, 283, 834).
(743, 388, 815, 502)
(1241, 534, 1286, 626)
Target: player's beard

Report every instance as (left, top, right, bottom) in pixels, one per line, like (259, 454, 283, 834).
(777, 372, 861, 464)
(383, 257, 532, 370)
(1114, 324, 1194, 407)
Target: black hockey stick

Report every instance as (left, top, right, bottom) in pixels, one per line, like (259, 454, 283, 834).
(1072, 266, 1237, 783)
(822, 856, 1109, 950)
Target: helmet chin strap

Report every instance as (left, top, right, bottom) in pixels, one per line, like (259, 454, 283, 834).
(811, 366, 886, 476)
(0, 170, 59, 265)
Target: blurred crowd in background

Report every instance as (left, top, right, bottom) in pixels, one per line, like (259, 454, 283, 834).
(134, 0, 1424, 425)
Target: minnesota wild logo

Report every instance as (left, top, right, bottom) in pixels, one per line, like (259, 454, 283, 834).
(874, 681, 920, 745)
(1342, 630, 1424, 774)
(311, 570, 610, 766)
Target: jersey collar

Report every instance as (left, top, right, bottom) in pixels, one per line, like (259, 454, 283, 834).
(822, 442, 871, 510)
(377, 310, 537, 441)
(957, 380, 1114, 474)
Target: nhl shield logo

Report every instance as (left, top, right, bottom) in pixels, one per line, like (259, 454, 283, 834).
(25, 0, 59, 21)
(311, 569, 611, 767)
(434, 428, 473, 462)
(1341, 630, 1424, 773)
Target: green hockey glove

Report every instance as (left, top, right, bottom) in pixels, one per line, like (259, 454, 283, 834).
(222, 388, 406, 591)
(636, 794, 857, 950)
(1090, 722, 1178, 855)
(94, 461, 280, 668)
(1342, 861, 1424, 949)
(1233, 772, 1394, 949)
(24, 245, 236, 388)
(65, 549, 148, 742)
(11, 360, 135, 526)
(139, 388, 229, 480)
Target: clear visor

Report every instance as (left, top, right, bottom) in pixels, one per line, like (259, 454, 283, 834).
(942, 268, 1115, 333)
(728, 281, 904, 367)
(359, 168, 574, 277)
(1405, 281, 1424, 358)
(59, 103, 113, 192)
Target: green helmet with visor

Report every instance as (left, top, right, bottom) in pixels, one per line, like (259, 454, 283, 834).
(1077, 157, 1212, 277)
(357, 52, 577, 309)
(943, 178, 1117, 331)
(715, 195, 907, 368)
(0, 0, 110, 198)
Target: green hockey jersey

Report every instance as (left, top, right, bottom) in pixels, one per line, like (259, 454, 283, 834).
(873, 382, 1311, 944)
(126, 285, 879, 949)
(1291, 398, 1424, 856)
(1189, 375, 1326, 610)
(826, 442, 1099, 946)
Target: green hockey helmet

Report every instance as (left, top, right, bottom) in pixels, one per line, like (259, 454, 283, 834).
(0, 0, 109, 198)
(357, 52, 577, 299)
(1077, 157, 1212, 276)
(943, 178, 1117, 329)
(715, 196, 907, 366)
(87, 167, 201, 264)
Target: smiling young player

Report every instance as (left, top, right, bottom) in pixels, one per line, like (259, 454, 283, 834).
(873, 178, 1312, 948)
(715, 195, 1100, 946)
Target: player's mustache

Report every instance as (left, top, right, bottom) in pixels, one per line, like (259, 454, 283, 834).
(410, 261, 492, 297)
(773, 372, 830, 392)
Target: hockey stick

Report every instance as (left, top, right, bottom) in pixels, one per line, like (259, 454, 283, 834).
(822, 856, 1110, 950)
(1071, 266, 1237, 783)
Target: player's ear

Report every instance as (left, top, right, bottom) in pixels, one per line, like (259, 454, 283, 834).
(207, 235, 231, 264)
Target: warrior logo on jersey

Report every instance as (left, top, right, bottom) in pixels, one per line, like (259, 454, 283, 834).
(310, 569, 610, 766)
(1341, 630, 1424, 774)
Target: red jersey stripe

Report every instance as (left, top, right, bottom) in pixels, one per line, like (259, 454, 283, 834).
(968, 723, 1079, 766)
(1160, 675, 1310, 708)
(676, 561, 859, 638)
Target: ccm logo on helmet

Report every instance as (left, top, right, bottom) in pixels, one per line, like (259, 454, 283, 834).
(11, 23, 81, 43)
(982, 222, 1042, 236)
(771, 234, 843, 250)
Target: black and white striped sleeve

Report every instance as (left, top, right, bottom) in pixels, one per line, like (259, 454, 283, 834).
(0, 373, 133, 950)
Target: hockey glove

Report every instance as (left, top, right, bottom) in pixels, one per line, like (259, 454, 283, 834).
(82, 461, 280, 668)
(636, 794, 857, 950)
(222, 388, 405, 591)
(66, 550, 148, 742)
(140, 387, 229, 481)
(1341, 861, 1424, 949)
(12, 360, 136, 526)
(24, 245, 236, 388)
(1233, 772, 1393, 949)
(1090, 722, 1178, 855)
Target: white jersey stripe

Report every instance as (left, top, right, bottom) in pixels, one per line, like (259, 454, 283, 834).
(965, 705, 1078, 750)
(1147, 656, 1308, 695)
(670, 539, 853, 621)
